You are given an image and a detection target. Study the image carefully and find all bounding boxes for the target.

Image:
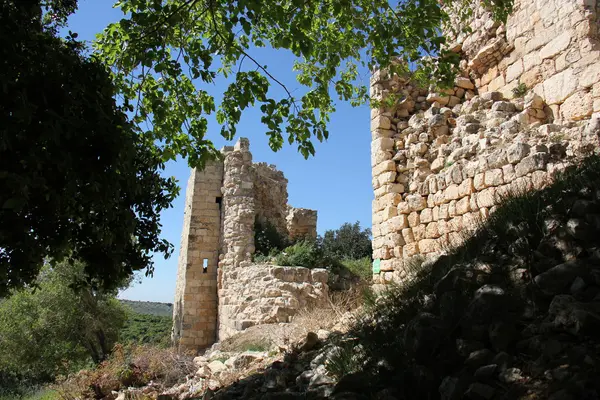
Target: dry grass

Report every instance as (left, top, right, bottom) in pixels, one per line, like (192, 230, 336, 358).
(54, 344, 195, 399)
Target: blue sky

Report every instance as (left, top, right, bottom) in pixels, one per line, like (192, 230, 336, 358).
(65, 0, 373, 303)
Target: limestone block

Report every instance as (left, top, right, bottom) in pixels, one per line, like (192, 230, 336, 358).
(371, 150, 393, 167)
(560, 91, 593, 121)
(502, 164, 516, 183)
(507, 142, 531, 164)
(491, 101, 516, 112)
(412, 224, 425, 241)
(427, 194, 435, 208)
(431, 158, 445, 172)
(407, 194, 427, 211)
(377, 171, 397, 187)
(373, 206, 397, 224)
(531, 170, 549, 190)
(474, 173, 487, 191)
(438, 220, 448, 235)
(408, 212, 420, 227)
(524, 93, 545, 110)
(456, 197, 471, 215)
(379, 260, 395, 272)
(421, 208, 433, 224)
(515, 153, 548, 177)
(385, 232, 406, 247)
(505, 60, 523, 83)
(398, 201, 411, 215)
(419, 239, 439, 253)
(433, 190, 446, 206)
(458, 178, 475, 197)
(488, 75, 506, 92)
(387, 215, 409, 232)
(448, 96, 461, 107)
(374, 183, 405, 198)
(579, 64, 600, 90)
(372, 137, 395, 153)
(484, 169, 504, 187)
(448, 200, 457, 217)
(477, 188, 496, 208)
(432, 206, 440, 222)
(373, 160, 397, 176)
(447, 164, 464, 184)
(426, 222, 441, 239)
(487, 149, 508, 169)
(439, 204, 449, 220)
(403, 243, 419, 258)
(539, 31, 572, 61)
(510, 176, 533, 195)
(448, 216, 463, 232)
(455, 77, 475, 90)
(428, 178, 439, 194)
(371, 115, 392, 131)
(402, 228, 415, 244)
(445, 184, 461, 201)
(543, 68, 579, 104)
(372, 128, 395, 139)
(521, 67, 542, 88)
(469, 194, 478, 211)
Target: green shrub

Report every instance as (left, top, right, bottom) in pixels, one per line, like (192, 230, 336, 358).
(254, 218, 290, 258)
(511, 82, 528, 97)
(275, 240, 327, 268)
(340, 257, 373, 281)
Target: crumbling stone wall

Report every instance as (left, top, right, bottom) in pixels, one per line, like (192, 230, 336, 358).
(370, 77, 599, 287)
(443, 0, 600, 120)
(218, 264, 328, 335)
(370, 0, 600, 287)
(287, 207, 318, 240)
(173, 138, 322, 351)
(253, 162, 289, 237)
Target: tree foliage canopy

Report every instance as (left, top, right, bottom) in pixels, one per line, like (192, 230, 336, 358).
(94, 0, 467, 165)
(320, 221, 372, 261)
(0, 260, 128, 391)
(0, 0, 178, 295)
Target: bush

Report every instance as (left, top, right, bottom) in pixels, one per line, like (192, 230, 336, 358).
(340, 257, 373, 281)
(275, 240, 325, 268)
(254, 218, 290, 258)
(0, 260, 127, 394)
(55, 344, 195, 399)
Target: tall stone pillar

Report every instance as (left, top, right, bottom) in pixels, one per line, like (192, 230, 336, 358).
(217, 138, 256, 339)
(172, 160, 223, 351)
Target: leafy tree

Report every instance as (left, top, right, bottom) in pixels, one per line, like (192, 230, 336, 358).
(0, 260, 128, 391)
(93, 0, 473, 164)
(0, 0, 178, 295)
(254, 218, 290, 257)
(320, 221, 372, 261)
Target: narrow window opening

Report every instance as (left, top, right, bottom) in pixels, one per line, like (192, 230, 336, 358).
(202, 258, 208, 273)
(215, 197, 222, 204)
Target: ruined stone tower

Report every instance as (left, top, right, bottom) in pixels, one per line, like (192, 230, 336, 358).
(370, 0, 600, 286)
(172, 138, 321, 351)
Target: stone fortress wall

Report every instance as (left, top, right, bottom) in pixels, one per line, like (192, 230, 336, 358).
(173, 138, 324, 351)
(370, 0, 600, 287)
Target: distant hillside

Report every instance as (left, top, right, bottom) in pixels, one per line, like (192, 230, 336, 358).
(119, 299, 173, 317)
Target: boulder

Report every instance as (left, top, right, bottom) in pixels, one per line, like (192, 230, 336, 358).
(534, 260, 587, 295)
